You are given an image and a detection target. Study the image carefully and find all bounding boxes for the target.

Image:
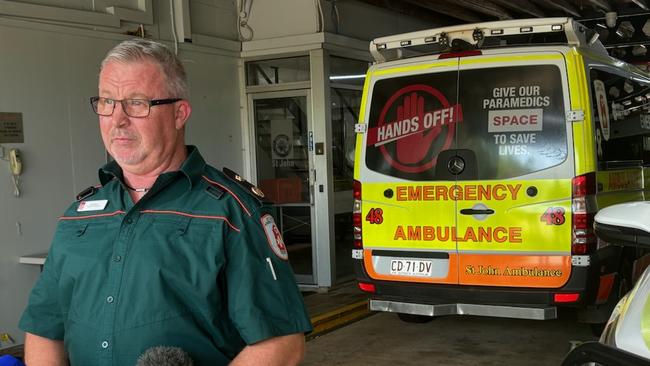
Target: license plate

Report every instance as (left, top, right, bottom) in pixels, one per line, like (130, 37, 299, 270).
(390, 259, 432, 277)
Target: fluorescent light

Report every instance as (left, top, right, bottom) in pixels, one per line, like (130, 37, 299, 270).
(329, 74, 366, 80)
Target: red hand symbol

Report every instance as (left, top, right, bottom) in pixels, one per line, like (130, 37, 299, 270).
(395, 92, 441, 164)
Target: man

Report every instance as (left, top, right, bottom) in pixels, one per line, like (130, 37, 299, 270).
(19, 38, 312, 365)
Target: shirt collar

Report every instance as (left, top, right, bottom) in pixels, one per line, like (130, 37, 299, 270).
(98, 160, 122, 186)
(98, 145, 206, 190)
(178, 145, 206, 188)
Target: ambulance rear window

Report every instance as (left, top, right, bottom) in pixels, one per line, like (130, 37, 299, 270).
(364, 64, 567, 180)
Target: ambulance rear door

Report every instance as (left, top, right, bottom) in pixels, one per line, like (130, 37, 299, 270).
(453, 51, 574, 288)
(360, 58, 462, 285)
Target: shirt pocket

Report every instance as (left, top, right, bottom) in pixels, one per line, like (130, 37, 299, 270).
(131, 215, 225, 304)
(55, 221, 118, 278)
(139, 215, 222, 262)
(53, 220, 120, 321)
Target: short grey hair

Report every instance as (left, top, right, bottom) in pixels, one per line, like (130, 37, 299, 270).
(100, 38, 189, 99)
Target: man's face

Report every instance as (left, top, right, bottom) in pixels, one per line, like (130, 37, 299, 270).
(98, 60, 190, 175)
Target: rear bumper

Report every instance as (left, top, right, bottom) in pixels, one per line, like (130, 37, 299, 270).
(371, 299, 557, 320)
(355, 245, 624, 314)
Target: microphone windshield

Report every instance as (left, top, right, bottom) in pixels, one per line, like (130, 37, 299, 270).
(136, 346, 194, 366)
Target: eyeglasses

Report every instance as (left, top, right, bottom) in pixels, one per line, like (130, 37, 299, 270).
(90, 96, 181, 118)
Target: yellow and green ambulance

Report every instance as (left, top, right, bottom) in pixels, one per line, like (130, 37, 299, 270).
(353, 18, 650, 327)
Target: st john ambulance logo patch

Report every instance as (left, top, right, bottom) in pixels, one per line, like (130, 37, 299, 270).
(261, 214, 288, 260)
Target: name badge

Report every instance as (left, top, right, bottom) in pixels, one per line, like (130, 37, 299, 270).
(77, 199, 108, 212)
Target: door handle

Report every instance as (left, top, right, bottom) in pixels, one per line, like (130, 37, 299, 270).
(460, 208, 495, 215)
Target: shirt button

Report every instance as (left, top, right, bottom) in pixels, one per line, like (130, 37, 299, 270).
(106, 296, 114, 303)
(125, 218, 133, 224)
(113, 255, 122, 262)
(101, 341, 109, 349)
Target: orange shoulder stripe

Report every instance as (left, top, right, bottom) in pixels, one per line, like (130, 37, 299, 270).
(59, 210, 126, 220)
(140, 209, 240, 232)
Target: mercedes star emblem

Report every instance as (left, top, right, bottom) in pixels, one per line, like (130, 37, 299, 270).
(447, 156, 465, 175)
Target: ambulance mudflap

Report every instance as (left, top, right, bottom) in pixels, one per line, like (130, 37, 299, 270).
(358, 53, 574, 290)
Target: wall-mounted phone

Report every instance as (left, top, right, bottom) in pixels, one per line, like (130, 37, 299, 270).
(9, 148, 22, 176)
(2, 147, 23, 197)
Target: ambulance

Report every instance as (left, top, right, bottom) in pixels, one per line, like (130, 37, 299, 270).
(352, 18, 650, 328)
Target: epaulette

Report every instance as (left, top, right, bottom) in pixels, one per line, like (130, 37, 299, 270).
(76, 185, 99, 201)
(222, 167, 272, 204)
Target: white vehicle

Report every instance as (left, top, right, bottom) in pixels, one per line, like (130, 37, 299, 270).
(562, 201, 650, 365)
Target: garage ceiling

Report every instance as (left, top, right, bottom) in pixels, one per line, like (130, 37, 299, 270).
(360, 0, 647, 24)
(359, 0, 650, 62)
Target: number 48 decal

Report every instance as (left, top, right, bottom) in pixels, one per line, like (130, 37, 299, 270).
(540, 207, 566, 225)
(366, 208, 384, 224)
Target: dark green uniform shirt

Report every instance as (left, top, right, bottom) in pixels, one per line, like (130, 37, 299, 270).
(19, 146, 312, 365)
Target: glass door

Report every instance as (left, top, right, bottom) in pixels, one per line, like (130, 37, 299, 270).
(250, 90, 315, 284)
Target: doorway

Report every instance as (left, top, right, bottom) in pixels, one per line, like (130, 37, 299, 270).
(250, 90, 316, 284)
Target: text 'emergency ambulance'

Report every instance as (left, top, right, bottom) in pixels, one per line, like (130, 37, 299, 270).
(395, 184, 522, 201)
(394, 225, 523, 243)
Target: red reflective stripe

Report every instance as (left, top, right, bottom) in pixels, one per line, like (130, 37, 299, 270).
(554, 293, 580, 303)
(140, 209, 240, 232)
(358, 282, 376, 293)
(59, 210, 125, 220)
(202, 175, 251, 217)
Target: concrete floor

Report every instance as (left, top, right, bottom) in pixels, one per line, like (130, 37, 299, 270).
(304, 310, 597, 365)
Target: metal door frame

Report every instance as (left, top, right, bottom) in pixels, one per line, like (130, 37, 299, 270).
(247, 89, 317, 285)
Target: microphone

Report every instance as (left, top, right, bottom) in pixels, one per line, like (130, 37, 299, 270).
(136, 346, 194, 366)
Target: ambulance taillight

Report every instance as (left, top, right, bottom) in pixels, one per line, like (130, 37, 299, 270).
(358, 282, 376, 293)
(553, 293, 580, 303)
(353, 180, 363, 249)
(571, 173, 597, 255)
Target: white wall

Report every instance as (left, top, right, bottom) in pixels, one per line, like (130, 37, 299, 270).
(247, 0, 320, 39)
(246, 0, 438, 42)
(189, 0, 239, 40)
(322, 0, 438, 39)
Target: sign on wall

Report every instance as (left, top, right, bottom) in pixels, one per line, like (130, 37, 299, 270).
(0, 113, 24, 143)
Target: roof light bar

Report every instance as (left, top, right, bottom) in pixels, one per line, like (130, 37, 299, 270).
(369, 18, 605, 63)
